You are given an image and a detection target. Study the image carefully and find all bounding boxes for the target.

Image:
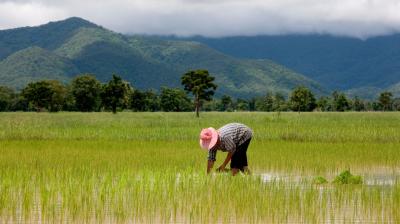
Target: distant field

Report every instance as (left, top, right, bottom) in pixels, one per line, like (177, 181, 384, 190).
(0, 112, 399, 223)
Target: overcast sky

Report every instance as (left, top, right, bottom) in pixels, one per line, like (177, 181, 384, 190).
(1, 0, 400, 38)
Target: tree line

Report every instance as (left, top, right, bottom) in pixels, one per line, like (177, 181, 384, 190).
(0, 70, 217, 114)
(0, 71, 399, 113)
(203, 87, 400, 112)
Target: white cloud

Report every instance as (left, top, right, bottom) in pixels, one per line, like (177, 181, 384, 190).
(1, 0, 400, 38)
(0, 1, 67, 29)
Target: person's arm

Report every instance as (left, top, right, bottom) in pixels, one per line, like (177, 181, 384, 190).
(207, 149, 217, 174)
(217, 151, 233, 171)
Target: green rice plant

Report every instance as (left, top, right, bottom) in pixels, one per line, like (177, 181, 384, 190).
(0, 112, 399, 222)
(312, 176, 328, 184)
(333, 170, 363, 184)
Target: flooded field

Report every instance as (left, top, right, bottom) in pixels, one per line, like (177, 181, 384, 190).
(261, 169, 400, 186)
(0, 112, 400, 223)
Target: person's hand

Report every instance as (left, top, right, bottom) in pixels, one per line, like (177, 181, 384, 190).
(216, 165, 226, 172)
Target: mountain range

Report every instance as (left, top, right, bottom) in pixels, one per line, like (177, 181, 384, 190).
(0, 17, 325, 98)
(167, 35, 400, 98)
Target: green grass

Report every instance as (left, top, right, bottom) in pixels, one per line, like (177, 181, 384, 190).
(0, 112, 400, 223)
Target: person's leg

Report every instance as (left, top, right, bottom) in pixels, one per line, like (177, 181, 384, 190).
(239, 138, 251, 175)
(230, 149, 245, 175)
(230, 138, 252, 176)
(241, 146, 250, 174)
(231, 168, 240, 176)
(230, 150, 243, 176)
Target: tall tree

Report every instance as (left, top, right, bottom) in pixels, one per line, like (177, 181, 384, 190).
(235, 98, 249, 111)
(316, 96, 331, 111)
(22, 81, 52, 112)
(378, 91, 393, 111)
(202, 100, 219, 111)
(22, 80, 66, 112)
(101, 75, 132, 114)
(332, 91, 350, 111)
(181, 70, 217, 117)
(219, 95, 233, 111)
(143, 90, 160, 112)
(71, 74, 102, 112)
(352, 96, 365, 111)
(248, 98, 257, 111)
(10, 94, 29, 111)
(63, 85, 77, 111)
(131, 89, 160, 112)
(47, 80, 67, 112)
(256, 92, 287, 112)
(130, 89, 146, 112)
(289, 86, 316, 112)
(160, 87, 192, 112)
(273, 92, 287, 112)
(263, 92, 275, 111)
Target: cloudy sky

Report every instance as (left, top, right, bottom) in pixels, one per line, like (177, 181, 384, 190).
(1, 0, 400, 38)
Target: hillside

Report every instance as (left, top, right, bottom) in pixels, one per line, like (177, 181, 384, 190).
(126, 37, 324, 96)
(170, 35, 400, 97)
(0, 17, 98, 60)
(0, 17, 325, 98)
(0, 46, 78, 89)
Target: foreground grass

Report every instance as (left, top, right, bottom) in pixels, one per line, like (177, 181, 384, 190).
(0, 112, 399, 223)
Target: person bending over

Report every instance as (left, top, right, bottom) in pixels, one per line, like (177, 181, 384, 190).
(199, 123, 253, 176)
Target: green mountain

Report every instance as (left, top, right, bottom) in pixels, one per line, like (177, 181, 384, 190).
(169, 35, 400, 97)
(125, 36, 324, 96)
(0, 46, 79, 89)
(345, 87, 384, 100)
(345, 82, 400, 99)
(170, 34, 400, 97)
(0, 17, 325, 98)
(0, 17, 98, 60)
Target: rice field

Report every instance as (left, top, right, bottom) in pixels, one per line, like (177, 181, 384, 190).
(0, 112, 400, 223)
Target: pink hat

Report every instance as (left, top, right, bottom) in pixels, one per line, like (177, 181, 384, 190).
(199, 127, 218, 150)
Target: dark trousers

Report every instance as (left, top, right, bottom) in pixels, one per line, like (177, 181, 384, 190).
(230, 138, 251, 171)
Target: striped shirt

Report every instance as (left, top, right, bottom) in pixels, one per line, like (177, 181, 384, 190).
(208, 123, 253, 161)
